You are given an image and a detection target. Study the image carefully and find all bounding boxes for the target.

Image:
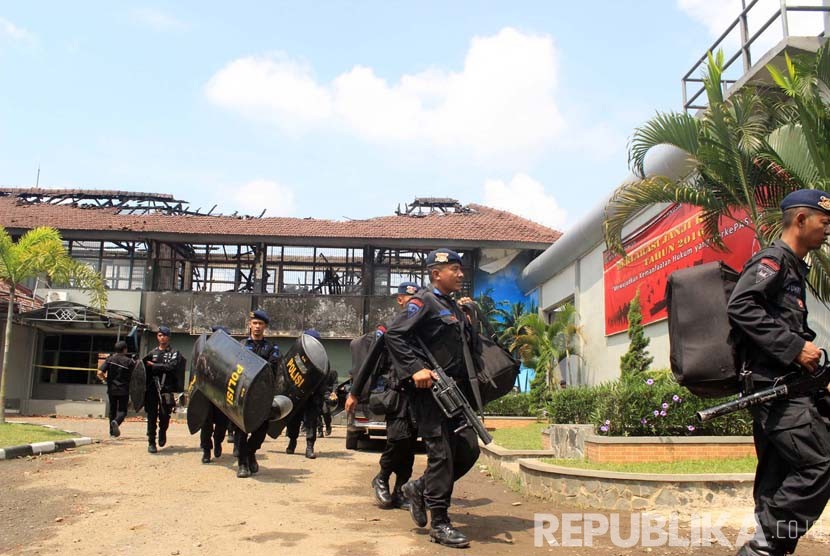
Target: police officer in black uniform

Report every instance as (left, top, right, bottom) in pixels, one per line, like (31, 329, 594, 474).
(199, 325, 232, 464)
(728, 190, 830, 556)
(143, 326, 183, 453)
(385, 249, 480, 549)
(346, 281, 420, 510)
(234, 309, 281, 478)
(97, 340, 136, 438)
(286, 329, 325, 459)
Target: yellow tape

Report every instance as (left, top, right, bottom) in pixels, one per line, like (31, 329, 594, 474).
(34, 364, 99, 373)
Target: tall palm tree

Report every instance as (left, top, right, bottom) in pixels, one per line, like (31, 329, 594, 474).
(764, 40, 830, 299)
(510, 304, 582, 400)
(497, 300, 538, 348)
(0, 227, 107, 423)
(550, 304, 583, 386)
(604, 50, 789, 260)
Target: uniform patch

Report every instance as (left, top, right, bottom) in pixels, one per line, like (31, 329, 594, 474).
(756, 257, 780, 283)
(406, 299, 424, 318)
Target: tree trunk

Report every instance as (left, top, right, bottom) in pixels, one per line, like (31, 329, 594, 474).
(0, 288, 15, 424)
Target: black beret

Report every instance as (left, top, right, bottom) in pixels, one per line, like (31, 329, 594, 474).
(396, 281, 420, 295)
(157, 326, 171, 336)
(426, 248, 462, 267)
(781, 189, 830, 214)
(249, 309, 269, 324)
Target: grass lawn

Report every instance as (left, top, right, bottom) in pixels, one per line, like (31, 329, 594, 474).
(491, 422, 547, 450)
(0, 423, 73, 447)
(541, 456, 758, 474)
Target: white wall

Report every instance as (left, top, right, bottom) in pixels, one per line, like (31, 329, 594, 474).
(2, 323, 37, 409)
(45, 289, 142, 317)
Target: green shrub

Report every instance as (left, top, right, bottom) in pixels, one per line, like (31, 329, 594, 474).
(544, 374, 752, 436)
(546, 383, 615, 424)
(483, 392, 534, 416)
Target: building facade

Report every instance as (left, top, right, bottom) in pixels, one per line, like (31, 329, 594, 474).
(0, 189, 559, 416)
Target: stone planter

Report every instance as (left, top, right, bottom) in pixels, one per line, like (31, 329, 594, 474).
(519, 459, 754, 512)
(480, 442, 755, 512)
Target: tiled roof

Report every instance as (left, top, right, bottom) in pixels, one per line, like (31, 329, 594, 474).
(0, 189, 561, 247)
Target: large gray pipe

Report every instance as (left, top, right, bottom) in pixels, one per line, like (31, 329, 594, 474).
(519, 145, 693, 293)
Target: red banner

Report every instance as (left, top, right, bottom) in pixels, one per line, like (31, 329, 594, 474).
(603, 204, 757, 336)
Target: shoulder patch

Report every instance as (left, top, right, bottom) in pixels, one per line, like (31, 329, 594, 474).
(406, 299, 424, 318)
(756, 258, 780, 283)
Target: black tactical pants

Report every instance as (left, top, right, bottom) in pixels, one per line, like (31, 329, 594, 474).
(286, 401, 321, 442)
(200, 405, 229, 451)
(751, 395, 830, 553)
(379, 417, 417, 486)
(236, 421, 269, 462)
(145, 390, 170, 442)
(422, 417, 480, 512)
(108, 394, 129, 425)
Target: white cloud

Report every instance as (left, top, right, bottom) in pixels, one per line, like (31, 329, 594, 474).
(483, 173, 567, 230)
(0, 16, 33, 43)
(205, 27, 564, 159)
(678, 0, 824, 56)
(206, 54, 333, 131)
(130, 8, 188, 32)
(228, 179, 296, 217)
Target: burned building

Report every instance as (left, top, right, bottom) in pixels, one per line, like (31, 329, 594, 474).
(0, 188, 559, 416)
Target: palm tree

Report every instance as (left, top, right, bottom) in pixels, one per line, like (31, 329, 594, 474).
(510, 304, 582, 402)
(497, 300, 538, 348)
(604, 50, 789, 261)
(764, 41, 830, 299)
(550, 304, 583, 386)
(0, 227, 107, 423)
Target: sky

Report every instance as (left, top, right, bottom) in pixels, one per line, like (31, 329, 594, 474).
(0, 1, 824, 231)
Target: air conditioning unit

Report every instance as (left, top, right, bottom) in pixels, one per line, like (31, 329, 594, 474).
(45, 290, 68, 303)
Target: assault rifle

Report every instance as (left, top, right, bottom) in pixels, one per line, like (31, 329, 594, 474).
(414, 337, 493, 445)
(696, 357, 830, 423)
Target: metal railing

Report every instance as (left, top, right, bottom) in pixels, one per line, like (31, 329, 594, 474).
(682, 0, 830, 111)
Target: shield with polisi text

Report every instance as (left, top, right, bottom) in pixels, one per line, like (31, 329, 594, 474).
(267, 333, 329, 438)
(194, 330, 276, 433)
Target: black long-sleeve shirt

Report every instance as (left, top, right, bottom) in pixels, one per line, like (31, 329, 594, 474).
(143, 347, 184, 392)
(727, 239, 815, 381)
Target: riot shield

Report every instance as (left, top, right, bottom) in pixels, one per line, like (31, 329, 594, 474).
(267, 333, 329, 438)
(193, 330, 276, 433)
(129, 359, 146, 412)
(186, 389, 211, 434)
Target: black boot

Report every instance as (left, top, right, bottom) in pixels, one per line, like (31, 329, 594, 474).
(148, 441, 158, 454)
(286, 438, 297, 454)
(237, 463, 251, 478)
(429, 519, 470, 548)
(735, 541, 785, 556)
(391, 483, 410, 510)
(325, 425, 332, 436)
(305, 440, 316, 459)
(202, 449, 211, 464)
(318, 426, 324, 437)
(249, 453, 259, 474)
(371, 474, 393, 508)
(401, 478, 427, 527)
(110, 420, 120, 438)
(214, 440, 222, 458)
(232, 439, 239, 458)
(158, 427, 167, 448)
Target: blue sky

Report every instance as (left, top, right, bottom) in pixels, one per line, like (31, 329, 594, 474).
(0, 1, 811, 230)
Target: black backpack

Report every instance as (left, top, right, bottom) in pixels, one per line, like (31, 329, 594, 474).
(666, 261, 742, 398)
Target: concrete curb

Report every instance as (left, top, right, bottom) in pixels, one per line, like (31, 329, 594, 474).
(0, 421, 96, 460)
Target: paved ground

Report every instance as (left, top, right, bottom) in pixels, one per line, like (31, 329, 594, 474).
(1, 417, 829, 555)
